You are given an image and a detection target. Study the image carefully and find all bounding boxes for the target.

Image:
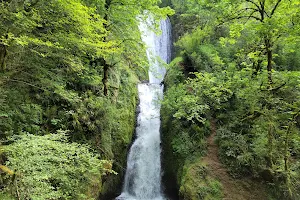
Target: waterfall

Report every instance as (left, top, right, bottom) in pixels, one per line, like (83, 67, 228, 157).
(116, 17, 171, 200)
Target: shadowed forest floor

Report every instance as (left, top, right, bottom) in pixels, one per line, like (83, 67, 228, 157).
(202, 122, 270, 200)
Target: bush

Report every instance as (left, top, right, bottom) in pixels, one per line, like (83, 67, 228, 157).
(179, 160, 223, 200)
(2, 132, 113, 200)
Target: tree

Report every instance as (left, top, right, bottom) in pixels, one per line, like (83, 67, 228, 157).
(95, 0, 173, 95)
(220, 0, 300, 84)
(0, 0, 111, 71)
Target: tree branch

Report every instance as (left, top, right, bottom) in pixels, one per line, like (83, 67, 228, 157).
(116, 38, 143, 48)
(231, 15, 262, 22)
(259, 0, 265, 20)
(245, 0, 261, 10)
(219, 14, 261, 25)
(264, 11, 270, 18)
(270, 0, 282, 17)
(260, 82, 286, 92)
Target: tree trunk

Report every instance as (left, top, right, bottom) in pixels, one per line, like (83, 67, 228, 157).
(267, 123, 274, 169)
(102, 62, 109, 96)
(265, 38, 273, 85)
(0, 44, 7, 72)
(284, 124, 291, 172)
(100, 0, 111, 96)
(252, 58, 263, 76)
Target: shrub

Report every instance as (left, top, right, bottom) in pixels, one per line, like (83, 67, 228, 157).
(2, 132, 113, 200)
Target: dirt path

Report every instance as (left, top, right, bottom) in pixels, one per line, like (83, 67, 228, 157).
(202, 119, 269, 200)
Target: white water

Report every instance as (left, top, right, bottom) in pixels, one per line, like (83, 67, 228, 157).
(116, 18, 171, 200)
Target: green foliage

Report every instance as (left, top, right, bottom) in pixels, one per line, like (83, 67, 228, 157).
(2, 132, 114, 200)
(163, 60, 300, 198)
(164, 1, 300, 196)
(0, 192, 14, 200)
(175, 28, 224, 72)
(163, 71, 233, 124)
(0, 1, 174, 198)
(179, 160, 223, 200)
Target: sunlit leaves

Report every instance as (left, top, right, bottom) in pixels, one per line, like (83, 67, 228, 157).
(3, 132, 113, 200)
(163, 71, 233, 123)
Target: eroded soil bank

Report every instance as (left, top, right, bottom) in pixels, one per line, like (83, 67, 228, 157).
(203, 129, 269, 200)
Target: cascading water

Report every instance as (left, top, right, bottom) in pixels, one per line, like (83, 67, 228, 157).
(116, 17, 171, 200)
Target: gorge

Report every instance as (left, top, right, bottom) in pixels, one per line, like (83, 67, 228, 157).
(116, 17, 171, 200)
(1, 1, 300, 200)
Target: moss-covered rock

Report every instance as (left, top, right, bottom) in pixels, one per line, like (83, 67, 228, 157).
(179, 160, 223, 200)
(98, 83, 138, 198)
(161, 100, 209, 199)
